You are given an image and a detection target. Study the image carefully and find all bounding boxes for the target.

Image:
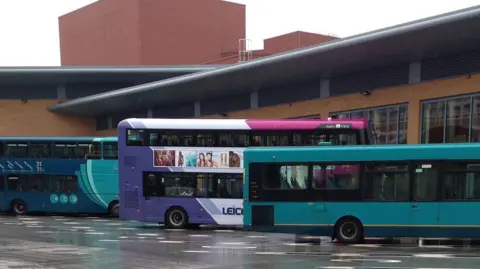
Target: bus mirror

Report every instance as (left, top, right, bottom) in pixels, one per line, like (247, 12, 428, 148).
(318, 142, 332, 146)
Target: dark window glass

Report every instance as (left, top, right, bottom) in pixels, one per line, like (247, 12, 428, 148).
(5, 142, 28, 158)
(251, 133, 290, 146)
(29, 174, 49, 192)
(75, 143, 91, 159)
(364, 164, 409, 201)
(196, 132, 215, 147)
(446, 97, 470, 143)
(142, 172, 243, 198)
(87, 142, 101, 159)
(102, 142, 118, 160)
(127, 129, 147, 146)
(0, 176, 4, 191)
(472, 97, 480, 142)
(51, 175, 77, 193)
(312, 165, 359, 189)
(398, 105, 408, 144)
(421, 101, 446, 143)
(443, 163, 480, 200)
(29, 143, 51, 158)
(413, 163, 438, 201)
(7, 175, 22, 191)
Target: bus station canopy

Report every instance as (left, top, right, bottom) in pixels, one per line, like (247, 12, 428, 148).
(49, 6, 480, 117)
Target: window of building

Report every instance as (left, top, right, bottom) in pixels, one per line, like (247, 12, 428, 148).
(330, 104, 408, 144)
(363, 164, 409, 201)
(421, 94, 480, 144)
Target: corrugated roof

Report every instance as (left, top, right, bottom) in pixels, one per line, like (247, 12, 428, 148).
(49, 5, 480, 116)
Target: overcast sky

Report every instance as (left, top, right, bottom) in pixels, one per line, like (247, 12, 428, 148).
(0, 0, 478, 66)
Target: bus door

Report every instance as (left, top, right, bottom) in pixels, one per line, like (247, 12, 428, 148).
(410, 164, 439, 237)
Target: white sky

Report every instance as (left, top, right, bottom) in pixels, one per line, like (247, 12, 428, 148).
(0, 0, 478, 66)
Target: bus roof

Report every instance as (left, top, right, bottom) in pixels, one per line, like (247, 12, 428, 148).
(0, 136, 99, 142)
(93, 137, 117, 142)
(118, 118, 368, 130)
(244, 143, 480, 162)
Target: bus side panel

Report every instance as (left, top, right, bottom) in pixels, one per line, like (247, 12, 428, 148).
(78, 159, 119, 211)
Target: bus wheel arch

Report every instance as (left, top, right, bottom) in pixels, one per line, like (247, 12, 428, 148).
(334, 216, 364, 244)
(165, 206, 189, 229)
(11, 199, 28, 215)
(108, 200, 120, 217)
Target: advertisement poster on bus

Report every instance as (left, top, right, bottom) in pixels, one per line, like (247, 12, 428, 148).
(151, 147, 243, 173)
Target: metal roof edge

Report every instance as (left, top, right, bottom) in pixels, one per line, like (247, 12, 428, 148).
(48, 5, 480, 113)
(0, 65, 226, 74)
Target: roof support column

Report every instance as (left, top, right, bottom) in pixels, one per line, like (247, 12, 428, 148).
(107, 117, 113, 129)
(250, 91, 258, 109)
(56, 86, 66, 99)
(147, 109, 153, 118)
(409, 62, 421, 84)
(320, 79, 330, 98)
(194, 102, 201, 118)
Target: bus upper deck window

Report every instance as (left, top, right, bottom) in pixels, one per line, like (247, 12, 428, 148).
(127, 130, 146, 146)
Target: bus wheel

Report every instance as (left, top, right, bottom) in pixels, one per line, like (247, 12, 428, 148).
(335, 217, 363, 244)
(11, 199, 28, 216)
(109, 201, 120, 218)
(166, 207, 188, 229)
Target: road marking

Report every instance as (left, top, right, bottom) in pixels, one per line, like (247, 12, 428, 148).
(118, 227, 137, 230)
(220, 242, 247, 245)
(98, 239, 120, 242)
(63, 222, 81, 225)
(183, 250, 210, 253)
(202, 245, 257, 249)
(255, 252, 286, 255)
(247, 235, 266, 238)
(158, 240, 185, 244)
(332, 253, 368, 257)
(26, 225, 44, 228)
(136, 233, 160, 236)
(85, 232, 106, 235)
(413, 253, 454, 258)
(284, 242, 311, 246)
(72, 227, 91, 229)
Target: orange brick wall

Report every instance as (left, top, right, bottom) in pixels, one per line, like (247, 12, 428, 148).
(0, 100, 94, 136)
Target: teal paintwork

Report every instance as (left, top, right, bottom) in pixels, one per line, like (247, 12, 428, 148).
(243, 143, 480, 238)
(77, 137, 118, 210)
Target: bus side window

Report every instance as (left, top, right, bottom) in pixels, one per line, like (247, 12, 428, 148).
(364, 164, 409, 201)
(75, 143, 91, 159)
(29, 174, 48, 192)
(102, 142, 118, 160)
(54, 175, 78, 193)
(230, 132, 249, 147)
(127, 129, 147, 146)
(52, 143, 67, 158)
(29, 142, 51, 159)
(0, 176, 4, 191)
(5, 142, 28, 158)
(0, 142, 5, 157)
(87, 142, 102, 159)
(7, 175, 22, 192)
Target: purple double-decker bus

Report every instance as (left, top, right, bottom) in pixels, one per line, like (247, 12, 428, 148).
(118, 118, 375, 229)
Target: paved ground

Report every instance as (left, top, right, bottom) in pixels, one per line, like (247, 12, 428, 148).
(0, 215, 478, 268)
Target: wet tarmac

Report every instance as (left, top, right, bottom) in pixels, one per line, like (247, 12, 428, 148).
(0, 216, 478, 269)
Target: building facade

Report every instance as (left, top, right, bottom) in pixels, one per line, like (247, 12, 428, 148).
(3, 2, 480, 147)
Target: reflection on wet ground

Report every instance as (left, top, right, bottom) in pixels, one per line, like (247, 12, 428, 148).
(0, 215, 479, 268)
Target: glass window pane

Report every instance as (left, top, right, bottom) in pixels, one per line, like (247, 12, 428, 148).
(371, 107, 399, 144)
(446, 98, 471, 143)
(414, 164, 438, 201)
(363, 164, 409, 201)
(471, 97, 480, 142)
(398, 105, 408, 144)
(421, 101, 446, 143)
(312, 165, 359, 189)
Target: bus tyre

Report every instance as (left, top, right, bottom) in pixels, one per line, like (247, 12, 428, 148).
(11, 199, 28, 216)
(166, 207, 188, 229)
(109, 201, 120, 218)
(335, 217, 363, 244)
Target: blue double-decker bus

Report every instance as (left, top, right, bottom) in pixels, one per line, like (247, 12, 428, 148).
(0, 137, 119, 216)
(243, 143, 480, 243)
